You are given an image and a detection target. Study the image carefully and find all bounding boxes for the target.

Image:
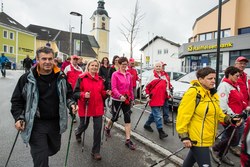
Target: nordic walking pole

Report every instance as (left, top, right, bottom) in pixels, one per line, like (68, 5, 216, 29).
(150, 141, 197, 167)
(64, 113, 76, 167)
(169, 88, 175, 136)
(217, 126, 237, 167)
(134, 101, 149, 130)
(5, 120, 24, 167)
(82, 99, 89, 152)
(101, 96, 110, 145)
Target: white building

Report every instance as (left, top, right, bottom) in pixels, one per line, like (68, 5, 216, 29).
(140, 36, 182, 72)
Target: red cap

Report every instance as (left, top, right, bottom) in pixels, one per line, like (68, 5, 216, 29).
(235, 56, 248, 63)
(129, 58, 135, 63)
(161, 61, 167, 66)
(71, 55, 79, 59)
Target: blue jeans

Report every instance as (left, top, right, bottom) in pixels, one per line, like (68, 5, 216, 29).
(162, 100, 169, 121)
(145, 106, 163, 129)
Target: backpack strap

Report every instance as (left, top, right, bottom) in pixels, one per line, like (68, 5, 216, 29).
(189, 86, 201, 109)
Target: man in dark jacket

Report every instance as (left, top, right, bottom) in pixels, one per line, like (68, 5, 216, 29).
(23, 55, 33, 73)
(10, 46, 78, 167)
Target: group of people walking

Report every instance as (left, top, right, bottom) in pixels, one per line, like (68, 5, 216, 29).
(9, 45, 250, 167)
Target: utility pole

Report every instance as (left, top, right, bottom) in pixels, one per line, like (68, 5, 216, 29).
(216, 0, 222, 88)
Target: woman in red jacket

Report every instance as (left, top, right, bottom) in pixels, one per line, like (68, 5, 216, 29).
(143, 62, 168, 139)
(73, 59, 111, 160)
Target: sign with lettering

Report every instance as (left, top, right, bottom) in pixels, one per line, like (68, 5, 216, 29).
(187, 42, 233, 52)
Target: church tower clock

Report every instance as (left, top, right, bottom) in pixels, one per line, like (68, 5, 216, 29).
(90, 0, 110, 61)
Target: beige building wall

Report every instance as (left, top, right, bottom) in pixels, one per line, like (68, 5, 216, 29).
(191, 0, 250, 42)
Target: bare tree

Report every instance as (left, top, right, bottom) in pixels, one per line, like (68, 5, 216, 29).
(119, 0, 144, 58)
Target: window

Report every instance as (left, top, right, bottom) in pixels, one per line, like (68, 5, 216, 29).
(223, 29, 230, 37)
(157, 49, 162, 55)
(3, 30, 8, 38)
(238, 27, 250, 35)
(206, 32, 212, 40)
(102, 23, 105, 29)
(9, 32, 14, 40)
(229, 50, 250, 68)
(9, 46, 14, 53)
(164, 49, 168, 54)
(199, 34, 205, 41)
(214, 29, 230, 39)
(3, 45, 8, 52)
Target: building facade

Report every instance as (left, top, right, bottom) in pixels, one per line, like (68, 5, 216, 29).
(140, 36, 182, 72)
(90, 0, 110, 61)
(179, 0, 250, 73)
(0, 12, 36, 64)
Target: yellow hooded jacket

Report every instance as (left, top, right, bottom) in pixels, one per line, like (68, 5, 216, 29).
(176, 80, 230, 147)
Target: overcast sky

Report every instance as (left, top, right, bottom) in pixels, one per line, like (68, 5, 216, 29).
(2, 0, 219, 59)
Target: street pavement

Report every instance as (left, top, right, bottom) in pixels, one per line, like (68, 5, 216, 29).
(0, 70, 176, 167)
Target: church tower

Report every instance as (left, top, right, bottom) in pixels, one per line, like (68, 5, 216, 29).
(90, 0, 110, 61)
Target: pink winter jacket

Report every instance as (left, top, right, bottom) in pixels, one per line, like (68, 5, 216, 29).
(111, 70, 134, 101)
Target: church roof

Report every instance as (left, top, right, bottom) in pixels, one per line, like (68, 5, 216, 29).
(92, 0, 109, 17)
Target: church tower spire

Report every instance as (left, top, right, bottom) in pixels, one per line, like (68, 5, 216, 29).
(90, 0, 110, 61)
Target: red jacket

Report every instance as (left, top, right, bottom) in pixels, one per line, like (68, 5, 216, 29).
(127, 66, 139, 88)
(65, 64, 83, 90)
(74, 72, 107, 117)
(145, 70, 168, 107)
(241, 117, 250, 167)
(237, 72, 249, 105)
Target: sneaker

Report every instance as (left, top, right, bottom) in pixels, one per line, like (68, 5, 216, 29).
(91, 153, 102, 160)
(125, 140, 136, 150)
(221, 155, 234, 166)
(76, 134, 81, 143)
(144, 124, 154, 132)
(209, 147, 221, 164)
(105, 127, 111, 137)
(229, 146, 240, 157)
(164, 119, 173, 124)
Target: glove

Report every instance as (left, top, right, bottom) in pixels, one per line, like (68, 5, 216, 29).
(230, 116, 241, 125)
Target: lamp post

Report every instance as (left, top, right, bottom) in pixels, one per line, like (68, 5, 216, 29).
(215, 0, 222, 88)
(69, 26, 74, 55)
(70, 11, 83, 56)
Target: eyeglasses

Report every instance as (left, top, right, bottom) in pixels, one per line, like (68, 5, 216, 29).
(121, 63, 128, 66)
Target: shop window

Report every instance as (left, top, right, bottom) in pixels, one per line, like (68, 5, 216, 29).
(9, 46, 14, 53)
(9, 32, 14, 40)
(238, 27, 250, 35)
(3, 30, 8, 38)
(230, 50, 250, 68)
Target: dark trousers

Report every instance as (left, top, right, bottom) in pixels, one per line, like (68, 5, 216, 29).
(182, 147, 211, 167)
(213, 125, 238, 157)
(29, 119, 61, 167)
(75, 116, 102, 154)
(111, 100, 131, 123)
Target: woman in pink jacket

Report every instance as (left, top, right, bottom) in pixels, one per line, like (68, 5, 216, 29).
(105, 57, 136, 150)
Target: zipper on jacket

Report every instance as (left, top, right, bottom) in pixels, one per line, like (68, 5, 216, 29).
(200, 103, 209, 146)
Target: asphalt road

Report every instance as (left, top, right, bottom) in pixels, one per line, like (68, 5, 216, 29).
(0, 70, 177, 167)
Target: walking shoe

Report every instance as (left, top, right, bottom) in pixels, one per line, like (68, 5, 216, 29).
(209, 147, 221, 164)
(125, 139, 136, 150)
(91, 153, 102, 160)
(164, 119, 173, 124)
(75, 134, 81, 143)
(229, 146, 240, 157)
(221, 155, 234, 166)
(158, 128, 168, 139)
(105, 127, 111, 137)
(144, 124, 154, 132)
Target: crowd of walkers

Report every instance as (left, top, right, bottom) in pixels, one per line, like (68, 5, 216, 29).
(8, 46, 250, 167)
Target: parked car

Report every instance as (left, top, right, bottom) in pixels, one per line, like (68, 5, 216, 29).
(169, 71, 224, 109)
(136, 70, 186, 98)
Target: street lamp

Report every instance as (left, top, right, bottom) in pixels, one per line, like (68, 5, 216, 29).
(69, 26, 75, 55)
(41, 28, 51, 43)
(70, 11, 83, 56)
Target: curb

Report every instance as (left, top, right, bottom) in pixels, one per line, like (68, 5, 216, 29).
(105, 117, 183, 166)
